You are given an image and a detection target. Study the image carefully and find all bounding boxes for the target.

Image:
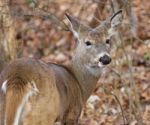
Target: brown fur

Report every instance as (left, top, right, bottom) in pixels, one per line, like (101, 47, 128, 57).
(0, 12, 122, 125)
(0, 58, 82, 125)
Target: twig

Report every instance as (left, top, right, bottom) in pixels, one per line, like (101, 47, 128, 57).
(118, 32, 144, 125)
(10, 7, 69, 31)
(107, 67, 128, 124)
(111, 92, 127, 125)
(102, 82, 128, 125)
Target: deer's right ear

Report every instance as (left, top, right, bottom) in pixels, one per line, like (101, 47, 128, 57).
(65, 13, 90, 40)
(109, 10, 123, 34)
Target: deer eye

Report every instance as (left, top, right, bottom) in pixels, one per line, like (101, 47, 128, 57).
(85, 41, 92, 46)
(106, 39, 110, 44)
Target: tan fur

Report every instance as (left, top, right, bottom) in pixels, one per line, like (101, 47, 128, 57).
(0, 12, 123, 125)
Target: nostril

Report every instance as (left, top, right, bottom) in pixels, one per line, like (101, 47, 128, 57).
(99, 55, 111, 65)
(99, 57, 103, 63)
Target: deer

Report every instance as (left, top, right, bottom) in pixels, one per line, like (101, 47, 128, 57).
(0, 10, 123, 125)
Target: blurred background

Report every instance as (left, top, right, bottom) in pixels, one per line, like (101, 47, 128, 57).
(0, 0, 150, 124)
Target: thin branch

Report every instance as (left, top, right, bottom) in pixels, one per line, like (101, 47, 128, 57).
(111, 92, 128, 125)
(118, 31, 144, 125)
(10, 7, 69, 31)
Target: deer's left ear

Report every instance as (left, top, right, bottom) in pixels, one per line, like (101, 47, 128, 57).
(109, 10, 123, 34)
(65, 13, 91, 40)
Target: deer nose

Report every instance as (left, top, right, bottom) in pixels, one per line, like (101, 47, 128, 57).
(99, 54, 111, 65)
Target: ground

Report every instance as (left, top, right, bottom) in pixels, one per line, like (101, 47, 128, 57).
(10, 0, 150, 124)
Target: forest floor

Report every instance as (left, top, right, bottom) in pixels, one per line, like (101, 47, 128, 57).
(11, 0, 150, 124)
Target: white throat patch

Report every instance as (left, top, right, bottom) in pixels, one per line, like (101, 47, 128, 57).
(1, 80, 8, 94)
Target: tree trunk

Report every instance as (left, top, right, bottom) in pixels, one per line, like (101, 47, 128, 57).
(0, 0, 17, 72)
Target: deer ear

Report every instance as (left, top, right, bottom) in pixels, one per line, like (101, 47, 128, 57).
(65, 13, 90, 40)
(109, 10, 123, 34)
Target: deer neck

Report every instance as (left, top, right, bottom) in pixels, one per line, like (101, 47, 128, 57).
(68, 57, 100, 102)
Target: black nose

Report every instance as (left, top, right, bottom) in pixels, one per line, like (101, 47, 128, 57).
(99, 54, 111, 65)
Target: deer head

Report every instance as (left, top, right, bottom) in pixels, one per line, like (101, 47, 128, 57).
(66, 10, 123, 78)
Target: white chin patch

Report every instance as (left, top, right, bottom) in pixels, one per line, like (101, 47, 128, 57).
(98, 62, 104, 68)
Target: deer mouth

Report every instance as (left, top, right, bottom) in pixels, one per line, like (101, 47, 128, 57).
(98, 62, 106, 67)
(91, 59, 111, 69)
(91, 65, 101, 68)
(91, 62, 105, 68)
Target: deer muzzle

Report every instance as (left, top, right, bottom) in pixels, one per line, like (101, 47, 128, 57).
(99, 54, 111, 65)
